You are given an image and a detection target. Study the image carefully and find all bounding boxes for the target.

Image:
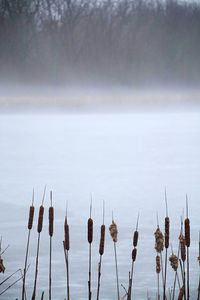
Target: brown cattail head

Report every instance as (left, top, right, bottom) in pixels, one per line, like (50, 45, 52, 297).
(178, 286, 185, 300)
(154, 227, 164, 253)
(64, 217, 70, 250)
(184, 218, 190, 247)
(109, 221, 118, 243)
(28, 206, 35, 230)
(0, 258, 5, 273)
(99, 224, 105, 255)
(88, 218, 93, 244)
(156, 255, 160, 274)
(49, 206, 54, 237)
(169, 254, 178, 271)
(179, 234, 186, 262)
(165, 217, 170, 249)
(37, 205, 44, 233)
(132, 247, 137, 262)
(133, 230, 139, 247)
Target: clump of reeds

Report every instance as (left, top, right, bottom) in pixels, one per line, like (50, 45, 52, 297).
(88, 201, 93, 300)
(127, 213, 139, 300)
(22, 189, 35, 300)
(96, 201, 105, 300)
(109, 214, 120, 300)
(49, 191, 54, 300)
(63, 202, 70, 300)
(31, 186, 46, 300)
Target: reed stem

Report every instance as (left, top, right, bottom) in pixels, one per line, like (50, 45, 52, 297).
(32, 233, 41, 300)
(114, 242, 120, 300)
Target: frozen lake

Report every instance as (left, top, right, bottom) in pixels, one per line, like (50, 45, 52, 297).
(0, 112, 200, 299)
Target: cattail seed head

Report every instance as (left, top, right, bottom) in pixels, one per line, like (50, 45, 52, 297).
(28, 206, 35, 230)
(133, 230, 139, 247)
(154, 227, 164, 253)
(109, 221, 118, 243)
(184, 218, 190, 247)
(156, 255, 160, 274)
(88, 218, 93, 244)
(99, 224, 105, 255)
(132, 247, 137, 262)
(37, 205, 44, 233)
(179, 234, 186, 262)
(178, 286, 185, 300)
(165, 217, 170, 249)
(64, 217, 70, 250)
(49, 206, 54, 237)
(169, 254, 178, 271)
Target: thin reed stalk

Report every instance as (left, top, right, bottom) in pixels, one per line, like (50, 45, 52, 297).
(63, 202, 70, 300)
(88, 200, 93, 300)
(97, 201, 105, 300)
(22, 190, 35, 300)
(185, 196, 190, 300)
(163, 189, 170, 300)
(109, 215, 120, 300)
(31, 186, 46, 300)
(49, 191, 54, 300)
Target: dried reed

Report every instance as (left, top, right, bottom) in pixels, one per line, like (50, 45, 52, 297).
(97, 201, 105, 300)
(63, 202, 70, 300)
(49, 191, 54, 300)
(178, 286, 185, 300)
(31, 186, 46, 300)
(163, 190, 170, 300)
(184, 196, 190, 300)
(22, 189, 35, 300)
(88, 201, 93, 300)
(109, 215, 120, 300)
(128, 214, 139, 300)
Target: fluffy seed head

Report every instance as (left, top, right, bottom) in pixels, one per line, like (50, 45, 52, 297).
(109, 221, 118, 242)
(133, 231, 139, 247)
(156, 255, 160, 274)
(28, 206, 34, 230)
(37, 205, 44, 233)
(88, 218, 93, 244)
(169, 254, 178, 271)
(99, 224, 105, 255)
(184, 218, 190, 247)
(132, 248, 137, 261)
(165, 217, 170, 249)
(154, 227, 164, 253)
(49, 206, 54, 237)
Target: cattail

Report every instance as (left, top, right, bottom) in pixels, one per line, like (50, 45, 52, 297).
(184, 218, 190, 247)
(28, 206, 35, 230)
(133, 231, 139, 248)
(178, 286, 184, 300)
(179, 235, 186, 262)
(154, 227, 164, 253)
(132, 248, 137, 262)
(99, 224, 105, 255)
(0, 258, 5, 273)
(169, 254, 178, 271)
(88, 218, 93, 244)
(156, 255, 161, 274)
(49, 206, 54, 237)
(64, 217, 70, 251)
(37, 205, 44, 233)
(165, 217, 170, 249)
(109, 221, 118, 242)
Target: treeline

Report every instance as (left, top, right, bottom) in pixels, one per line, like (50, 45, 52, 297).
(0, 0, 200, 87)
